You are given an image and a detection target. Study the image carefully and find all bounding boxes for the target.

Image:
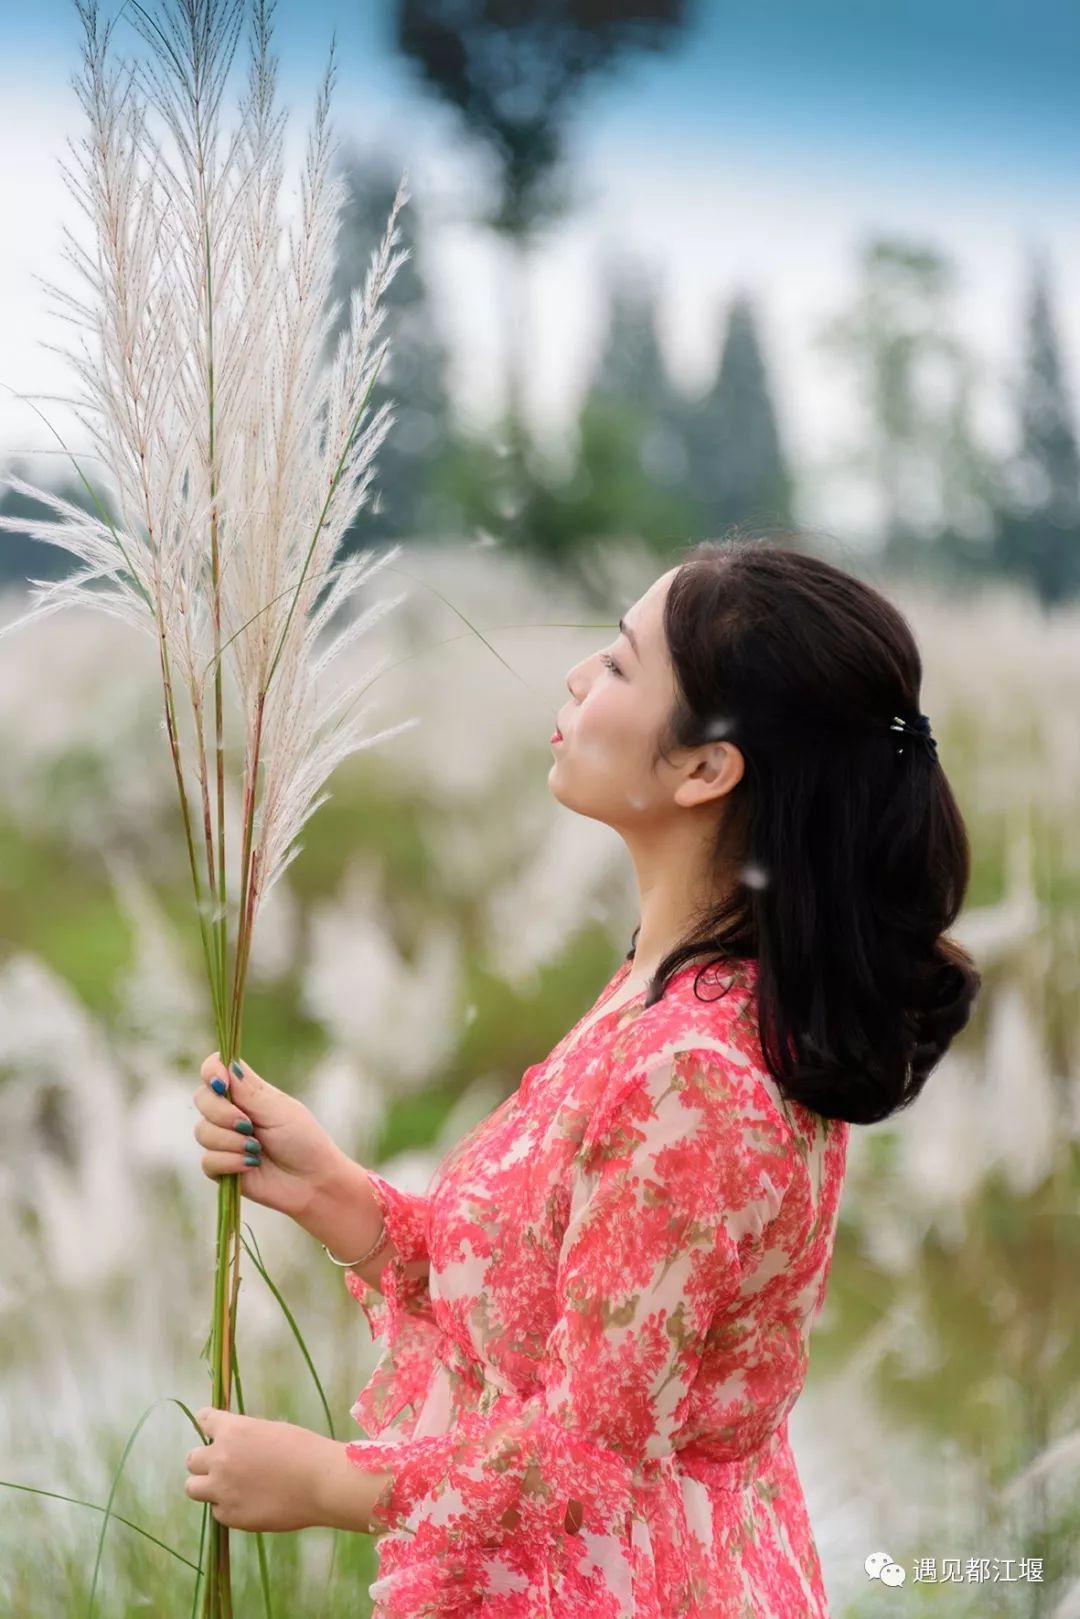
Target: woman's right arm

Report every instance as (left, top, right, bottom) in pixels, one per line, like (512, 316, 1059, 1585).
(295, 1153, 431, 1294)
(194, 1050, 430, 1297)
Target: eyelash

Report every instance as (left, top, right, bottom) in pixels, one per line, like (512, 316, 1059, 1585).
(599, 651, 623, 676)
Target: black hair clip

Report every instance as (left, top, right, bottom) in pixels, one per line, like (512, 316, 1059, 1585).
(888, 712, 938, 760)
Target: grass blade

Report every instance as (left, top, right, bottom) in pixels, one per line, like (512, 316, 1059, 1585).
(240, 1224, 336, 1441)
(0, 1478, 200, 1572)
(86, 1396, 210, 1619)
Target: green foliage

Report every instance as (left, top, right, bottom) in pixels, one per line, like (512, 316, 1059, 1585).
(433, 399, 701, 588)
(0, 816, 130, 1017)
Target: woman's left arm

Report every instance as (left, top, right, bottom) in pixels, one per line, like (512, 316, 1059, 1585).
(339, 1046, 798, 1587)
(185, 1410, 395, 1534)
(313, 1444, 395, 1533)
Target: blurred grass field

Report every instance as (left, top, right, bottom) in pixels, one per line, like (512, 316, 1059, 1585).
(1, 542, 1078, 1616)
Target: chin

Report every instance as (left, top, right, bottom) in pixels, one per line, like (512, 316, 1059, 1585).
(547, 774, 612, 828)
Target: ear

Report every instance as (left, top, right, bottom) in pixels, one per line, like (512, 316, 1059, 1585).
(675, 742, 744, 807)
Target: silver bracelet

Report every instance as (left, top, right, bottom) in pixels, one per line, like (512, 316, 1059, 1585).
(322, 1217, 390, 1268)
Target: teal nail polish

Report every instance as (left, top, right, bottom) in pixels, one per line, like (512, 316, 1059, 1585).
(210, 1078, 228, 1096)
(231, 1061, 245, 1079)
(234, 1119, 255, 1136)
(244, 1148, 260, 1164)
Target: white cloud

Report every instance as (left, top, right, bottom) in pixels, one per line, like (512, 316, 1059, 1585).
(3, 83, 1078, 539)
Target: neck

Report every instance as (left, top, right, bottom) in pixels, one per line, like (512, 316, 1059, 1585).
(623, 825, 738, 985)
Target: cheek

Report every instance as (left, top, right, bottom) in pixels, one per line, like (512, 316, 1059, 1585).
(575, 694, 654, 780)
(575, 690, 633, 754)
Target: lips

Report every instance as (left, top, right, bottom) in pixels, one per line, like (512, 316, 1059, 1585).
(551, 721, 564, 743)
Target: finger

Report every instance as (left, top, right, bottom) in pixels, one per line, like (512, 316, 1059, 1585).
(186, 1447, 210, 1474)
(192, 1085, 253, 1131)
(185, 1475, 214, 1503)
(200, 1149, 262, 1181)
(196, 1408, 236, 1441)
(200, 1052, 260, 1097)
(194, 1119, 262, 1156)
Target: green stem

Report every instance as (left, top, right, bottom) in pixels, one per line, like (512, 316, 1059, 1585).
(190, 85, 236, 1612)
(241, 1225, 341, 1614)
(231, 1348, 274, 1619)
(159, 621, 226, 1036)
(190, 1499, 210, 1619)
(228, 691, 265, 1058)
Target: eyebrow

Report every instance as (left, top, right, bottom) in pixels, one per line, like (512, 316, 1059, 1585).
(618, 614, 641, 659)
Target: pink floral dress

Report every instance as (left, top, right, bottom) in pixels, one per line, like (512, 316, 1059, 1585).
(343, 955, 848, 1617)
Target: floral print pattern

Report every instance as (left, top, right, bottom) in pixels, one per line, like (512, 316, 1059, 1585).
(343, 955, 848, 1617)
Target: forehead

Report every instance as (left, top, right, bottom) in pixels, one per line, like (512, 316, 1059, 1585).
(629, 567, 679, 623)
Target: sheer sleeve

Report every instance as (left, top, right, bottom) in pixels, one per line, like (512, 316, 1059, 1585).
(345, 1046, 798, 1616)
(345, 1169, 439, 1441)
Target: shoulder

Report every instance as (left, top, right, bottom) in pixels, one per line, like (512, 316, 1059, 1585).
(578, 1036, 800, 1253)
(584, 963, 793, 1165)
(610, 955, 774, 1091)
(615, 956, 761, 1064)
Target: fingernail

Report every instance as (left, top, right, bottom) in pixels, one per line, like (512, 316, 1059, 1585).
(210, 1078, 228, 1096)
(244, 1148, 260, 1164)
(230, 1061, 245, 1079)
(234, 1119, 255, 1136)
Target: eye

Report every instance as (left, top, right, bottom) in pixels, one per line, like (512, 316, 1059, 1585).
(599, 651, 623, 676)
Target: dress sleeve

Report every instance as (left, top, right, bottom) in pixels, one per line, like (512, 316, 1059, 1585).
(345, 1169, 439, 1441)
(345, 1047, 797, 1615)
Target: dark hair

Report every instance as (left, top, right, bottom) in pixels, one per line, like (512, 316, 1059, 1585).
(627, 530, 982, 1126)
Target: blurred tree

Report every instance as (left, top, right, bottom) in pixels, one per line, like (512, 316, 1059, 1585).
(566, 262, 701, 552)
(431, 396, 700, 600)
(992, 249, 1080, 606)
(394, 0, 690, 475)
(431, 259, 700, 591)
(323, 146, 457, 545)
(680, 289, 793, 535)
(590, 261, 672, 406)
(816, 237, 1000, 573)
(918, 350, 1009, 594)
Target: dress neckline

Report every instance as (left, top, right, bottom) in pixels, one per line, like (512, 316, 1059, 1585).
(552, 953, 757, 1067)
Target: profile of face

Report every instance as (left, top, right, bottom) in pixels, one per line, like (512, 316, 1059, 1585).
(549, 566, 742, 833)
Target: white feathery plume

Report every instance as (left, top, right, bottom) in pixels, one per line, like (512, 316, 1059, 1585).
(0, 0, 417, 956)
(0, 4, 417, 1603)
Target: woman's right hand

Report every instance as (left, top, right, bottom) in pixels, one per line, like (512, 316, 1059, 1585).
(193, 1052, 346, 1222)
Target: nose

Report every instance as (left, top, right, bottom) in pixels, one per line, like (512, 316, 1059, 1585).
(565, 657, 590, 703)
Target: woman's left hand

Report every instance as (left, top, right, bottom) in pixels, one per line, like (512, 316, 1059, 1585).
(185, 1407, 337, 1532)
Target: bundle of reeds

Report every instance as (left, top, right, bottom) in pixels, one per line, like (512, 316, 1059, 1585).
(0, 1, 417, 1610)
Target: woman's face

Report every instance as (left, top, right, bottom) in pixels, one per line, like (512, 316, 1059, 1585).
(548, 567, 684, 828)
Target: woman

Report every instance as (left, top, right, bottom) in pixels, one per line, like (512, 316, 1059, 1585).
(185, 536, 981, 1616)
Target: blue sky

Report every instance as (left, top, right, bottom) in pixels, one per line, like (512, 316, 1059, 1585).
(2, 0, 1077, 535)
(6, 0, 1077, 182)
